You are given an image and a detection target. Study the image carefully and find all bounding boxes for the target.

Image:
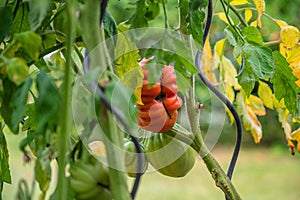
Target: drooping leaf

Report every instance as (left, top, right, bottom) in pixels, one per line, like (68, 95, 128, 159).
(274, 19, 288, 28)
(271, 51, 300, 115)
(0, 6, 13, 42)
(188, 6, 205, 47)
(35, 71, 61, 133)
(221, 56, 241, 90)
(0, 123, 12, 184)
(0, 79, 17, 133)
(242, 26, 263, 46)
(236, 92, 262, 144)
(35, 158, 51, 193)
(291, 127, 300, 153)
(216, 12, 233, 25)
(253, 0, 265, 27)
(257, 81, 273, 109)
(242, 44, 275, 78)
(237, 61, 257, 96)
(247, 95, 266, 116)
(280, 25, 300, 49)
(10, 2, 30, 34)
(26, 0, 50, 31)
(202, 37, 217, 84)
(5, 57, 29, 86)
(11, 78, 33, 133)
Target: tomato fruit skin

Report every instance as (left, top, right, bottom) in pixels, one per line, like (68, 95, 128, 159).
(124, 138, 148, 177)
(69, 158, 112, 200)
(136, 58, 182, 133)
(144, 133, 196, 177)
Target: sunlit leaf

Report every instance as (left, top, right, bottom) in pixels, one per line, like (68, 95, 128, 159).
(253, 0, 265, 28)
(236, 92, 262, 144)
(271, 51, 300, 115)
(274, 19, 288, 28)
(214, 38, 226, 58)
(221, 57, 241, 90)
(280, 25, 300, 49)
(216, 12, 233, 25)
(247, 95, 266, 116)
(230, 0, 249, 5)
(257, 81, 273, 109)
(244, 9, 252, 23)
(202, 37, 217, 84)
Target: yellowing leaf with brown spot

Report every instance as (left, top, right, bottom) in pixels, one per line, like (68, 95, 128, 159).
(274, 19, 288, 28)
(291, 127, 300, 153)
(245, 9, 252, 23)
(280, 26, 300, 49)
(202, 37, 218, 85)
(258, 81, 273, 109)
(286, 44, 300, 65)
(230, 0, 249, 5)
(237, 92, 262, 144)
(247, 95, 266, 116)
(216, 12, 233, 25)
(253, 0, 265, 27)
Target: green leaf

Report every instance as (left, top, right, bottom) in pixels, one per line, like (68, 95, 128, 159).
(103, 11, 117, 43)
(0, 6, 13, 42)
(10, 2, 30, 34)
(242, 44, 275, 78)
(178, 0, 189, 34)
(26, 0, 50, 31)
(0, 79, 17, 133)
(189, 0, 208, 10)
(35, 159, 51, 193)
(5, 57, 29, 86)
(188, 9, 205, 47)
(242, 26, 263, 46)
(14, 31, 42, 61)
(0, 122, 12, 184)
(237, 61, 257, 96)
(271, 51, 300, 115)
(128, 0, 148, 28)
(35, 71, 61, 133)
(11, 78, 33, 133)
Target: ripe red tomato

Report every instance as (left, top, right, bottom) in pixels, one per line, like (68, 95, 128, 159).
(136, 58, 182, 133)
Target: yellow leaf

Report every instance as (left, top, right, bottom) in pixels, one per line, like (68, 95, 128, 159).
(115, 24, 143, 104)
(244, 9, 252, 23)
(250, 20, 257, 27)
(88, 141, 107, 157)
(286, 44, 300, 64)
(257, 81, 273, 109)
(202, 37, 218, 85)
(214, 39, 226, 58)
(216, 12, 233, 25)
(230, 0, 249, 5)
(221, 57, 241, 90)
(247, 95, 266, 116)
(225, 85, 235, 124)
(253, 0, 265, 28)
(280, 25, 300, 49)
(237, 92, 262, 144)
(274, 19, 288, 28)
(291, 127, 300, 153)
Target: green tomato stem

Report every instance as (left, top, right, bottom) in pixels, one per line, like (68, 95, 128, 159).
(56, 1, 75, 199)
(165, 124, 242, 199)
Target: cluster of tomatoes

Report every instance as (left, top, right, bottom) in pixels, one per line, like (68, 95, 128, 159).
(136, 58, 182, 133)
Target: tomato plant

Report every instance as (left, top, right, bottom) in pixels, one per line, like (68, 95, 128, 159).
(0, 0, 299, 200)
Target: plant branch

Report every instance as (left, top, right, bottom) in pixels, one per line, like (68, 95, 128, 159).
(223, 0, 248, 27)
(56, 0, 75, 199)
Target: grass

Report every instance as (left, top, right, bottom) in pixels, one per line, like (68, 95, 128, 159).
(3, 133, 300, 200)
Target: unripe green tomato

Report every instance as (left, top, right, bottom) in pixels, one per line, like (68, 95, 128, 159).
(124, 138, 148, 177)
(69, 160, 112, 200)
(144, 133, 196, 177)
